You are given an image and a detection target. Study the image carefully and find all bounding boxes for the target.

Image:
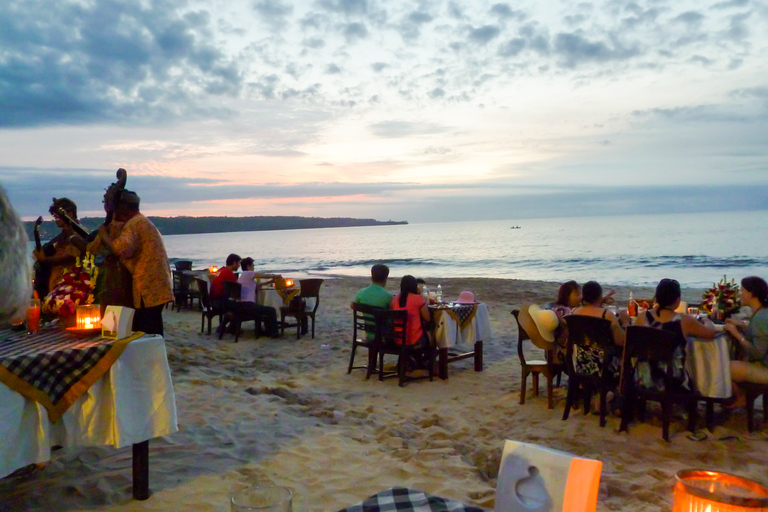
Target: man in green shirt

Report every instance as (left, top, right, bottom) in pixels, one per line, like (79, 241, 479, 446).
(352, 264, 392, 340)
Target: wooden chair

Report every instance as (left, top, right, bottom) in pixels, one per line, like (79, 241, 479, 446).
(221, 281, 265, 343)
(195, 277, 223, 335)
(561, 315, 617, 427)
(174, 260, 193, 271)
(512, 306, 564, 410)
(741, 382, 768, 432)
(619, 326, 697, 441)
(280, 279, 323, 339)
(172, 269, 199, 312)
(348, 303, 385, 378)
(376, 309, 435, 387)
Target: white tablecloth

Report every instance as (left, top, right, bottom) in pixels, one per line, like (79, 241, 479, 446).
(433, 303, 492, 349)
(685, 333, 732, 399)
(0, 334, 178, 479)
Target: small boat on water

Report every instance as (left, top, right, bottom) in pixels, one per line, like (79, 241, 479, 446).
(510, 226, 521, 229)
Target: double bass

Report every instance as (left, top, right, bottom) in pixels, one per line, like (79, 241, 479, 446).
(92, 169, 134, 314)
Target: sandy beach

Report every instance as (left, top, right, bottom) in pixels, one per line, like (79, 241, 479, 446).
(2, 276, 766, 512)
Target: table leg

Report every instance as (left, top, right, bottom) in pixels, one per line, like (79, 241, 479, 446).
(133, 440, 150, 500)
(439, 348, 448, 380)
(474, 341, 483, 371)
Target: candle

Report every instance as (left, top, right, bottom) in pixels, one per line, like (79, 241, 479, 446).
(673, 470, 768, 511)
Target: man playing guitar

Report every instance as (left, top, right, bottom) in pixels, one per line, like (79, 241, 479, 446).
(32, 198, 82, 296)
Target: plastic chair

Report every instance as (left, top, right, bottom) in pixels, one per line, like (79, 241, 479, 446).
(195, 277, 223, 335)
(561, 315, 617, 427)
(280, 279, 323, 339)
(512, 306, 565, 409)
(376, 309, 435, 387)
(494, 439, 602, 512)
(348, 303, 385, 378)
(619, 325, 697, 441)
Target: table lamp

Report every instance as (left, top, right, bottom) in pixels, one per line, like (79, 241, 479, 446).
(75, 304, 102, 330)
(673, 470, 768, 511)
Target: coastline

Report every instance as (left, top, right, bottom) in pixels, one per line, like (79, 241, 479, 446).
(1, 276, 763, 512)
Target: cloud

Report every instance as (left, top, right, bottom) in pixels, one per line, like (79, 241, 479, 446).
(397, 11, 434, 40)
(674, 11, 705, 24)
(632, 105, 751, 123)
(498, 37, 526, 57)
(316, 0, 368, 16)
(489, 4, 526, 20)
(553, 32, 641, 67)
(730, 87, 768, 100)
(0, 0, 242, 129)
(711, 0, 749, 9)
(343, 22, 368, 41)
(369, 121, 450, 138)
(252, 0, 293, 26)
(326, 63, 342, 74)
(468, 25, 501, 44)
(371, 62, 388, 72)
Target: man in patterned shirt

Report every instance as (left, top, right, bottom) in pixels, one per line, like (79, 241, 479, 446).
(97, 190, 173, 335)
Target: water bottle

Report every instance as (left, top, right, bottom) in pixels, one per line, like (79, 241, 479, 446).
(436, 284, 443, 303)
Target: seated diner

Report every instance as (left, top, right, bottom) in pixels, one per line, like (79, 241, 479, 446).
(726, 276, 768, 406)
(390, 275, 432, 370)
(634, 278, 717, 390)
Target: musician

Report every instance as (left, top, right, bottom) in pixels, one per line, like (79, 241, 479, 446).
(97, 191, 173, 335)
(32, 198, 80, 295)
(0, 185, 31, 324)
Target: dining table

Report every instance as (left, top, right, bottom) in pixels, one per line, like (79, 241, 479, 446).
(0, 326, 178, 500)
(429, 302, 491, 379)
(336, 487, 486, 512)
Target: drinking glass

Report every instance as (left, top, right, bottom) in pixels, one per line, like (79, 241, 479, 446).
(26, 299, 41, 334)
(687, 307, 699, 316)
(230, 485, 292, 512)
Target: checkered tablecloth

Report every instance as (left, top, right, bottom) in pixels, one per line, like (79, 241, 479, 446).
(277, 288, 301, 305)
(0, 328, 142, 423)
(432, 304, 478, 330)
(337, 487, 486, 512)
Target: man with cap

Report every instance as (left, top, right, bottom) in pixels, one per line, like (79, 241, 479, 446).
(97, 190, 173, 335)
(32, 197, 81, 296)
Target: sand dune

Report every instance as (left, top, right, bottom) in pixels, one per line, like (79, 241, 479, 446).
(1, 277, 766, 512)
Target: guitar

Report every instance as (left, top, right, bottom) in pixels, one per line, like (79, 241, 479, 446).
(51, 206, 90, 238)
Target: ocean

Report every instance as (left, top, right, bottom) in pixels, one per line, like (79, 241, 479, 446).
(156, 210, 768, 289)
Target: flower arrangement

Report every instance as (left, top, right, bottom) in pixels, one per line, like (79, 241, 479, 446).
(42, 253, 98, 321)
(701, 275, 740, 317)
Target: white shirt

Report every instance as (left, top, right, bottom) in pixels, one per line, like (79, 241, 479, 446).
(237, 271, 257, 302)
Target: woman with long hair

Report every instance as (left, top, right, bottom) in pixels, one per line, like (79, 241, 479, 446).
(552, 280, 582, 363)
(635, 278, 716, 390)
(726, 276, 768, 405)
(390, 275, 432, 368)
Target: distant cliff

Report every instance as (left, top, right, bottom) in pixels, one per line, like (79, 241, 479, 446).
(25, 215, 408, 240)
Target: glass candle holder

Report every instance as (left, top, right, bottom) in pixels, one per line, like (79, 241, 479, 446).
(673, 470, 768, 511)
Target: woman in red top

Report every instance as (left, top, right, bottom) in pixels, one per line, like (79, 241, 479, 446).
(390, 275, 432, 372)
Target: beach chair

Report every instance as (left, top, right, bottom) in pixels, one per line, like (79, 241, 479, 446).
(494, 439, 602, 512)
(562, 315, 616, 427)
(348, 303, 385, 378)
(195, 277, 224, 335)
(619, 326, 697, 441)
(280, 279, 323, 339)
(512, 306, 564, 409)
(375, 309, 435, 387)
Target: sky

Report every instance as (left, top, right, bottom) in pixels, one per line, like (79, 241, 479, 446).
(1, 0, 767, 223)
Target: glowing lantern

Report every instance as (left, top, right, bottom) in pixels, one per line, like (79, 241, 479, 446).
(285, 279, 294, 288)
(75, 304, 102, 330)
(673, 470, 768, 511)
(209, 265, 219, 274)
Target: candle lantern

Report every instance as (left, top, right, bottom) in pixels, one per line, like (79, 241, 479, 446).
(673, 470, 768, 511)
(284, 279, 294, 288)
(75, 304, 102, 330)
(209, 265, 219, 274)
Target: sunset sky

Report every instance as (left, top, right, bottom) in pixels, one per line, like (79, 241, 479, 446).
(1, 0, 767, 222)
